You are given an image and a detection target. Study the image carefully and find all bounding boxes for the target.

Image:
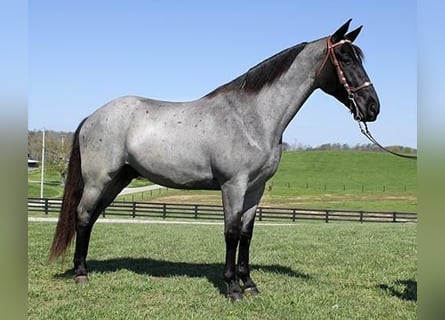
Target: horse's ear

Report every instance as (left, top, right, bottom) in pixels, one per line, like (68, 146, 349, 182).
(345, 26, 362, 43)
(331, 19, 352, 43)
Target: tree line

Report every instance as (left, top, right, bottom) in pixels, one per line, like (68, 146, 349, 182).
(282, 141, 417, 153)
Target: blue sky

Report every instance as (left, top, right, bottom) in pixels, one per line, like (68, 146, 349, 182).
(28, 1, 416, 148)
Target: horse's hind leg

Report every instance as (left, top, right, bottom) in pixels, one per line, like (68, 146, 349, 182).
(73, 165, 138, 283)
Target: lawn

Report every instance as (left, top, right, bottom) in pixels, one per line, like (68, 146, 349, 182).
(28, 221, 416, 319)
(116, 151, 417, 212)
(29, 151, 417, 212)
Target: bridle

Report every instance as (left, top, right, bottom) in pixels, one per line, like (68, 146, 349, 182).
(317, 37, 372, 121)
(318, 37, 417, 160)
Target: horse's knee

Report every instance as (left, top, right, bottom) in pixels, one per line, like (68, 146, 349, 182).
(77, 210, 92, 227)
(76, 187, 103, 226)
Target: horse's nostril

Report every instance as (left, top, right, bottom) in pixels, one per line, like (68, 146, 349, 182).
(369, 104, 377, 116)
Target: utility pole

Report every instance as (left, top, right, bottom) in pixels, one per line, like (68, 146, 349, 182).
(40, 128, 45, 199)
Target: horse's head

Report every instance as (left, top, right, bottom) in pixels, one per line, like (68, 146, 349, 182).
(317, 19, 380, 122)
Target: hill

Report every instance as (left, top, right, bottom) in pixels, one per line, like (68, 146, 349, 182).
(117, 151, 417, 212)
(29, 150, 417, 212)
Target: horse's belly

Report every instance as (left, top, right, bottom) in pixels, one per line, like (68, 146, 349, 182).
(127, 141, 218, 190)
(138, 164, 219, 190)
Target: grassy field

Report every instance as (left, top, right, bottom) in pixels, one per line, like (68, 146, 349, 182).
(28, 151, 417, 318)
(116, 151, 417, 212)
(27, 170, 152, 199)
(28, 221, 416, 319)
(29, 151, 417, 212)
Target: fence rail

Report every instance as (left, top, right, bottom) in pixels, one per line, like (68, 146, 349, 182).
(28, 198, 417, 223)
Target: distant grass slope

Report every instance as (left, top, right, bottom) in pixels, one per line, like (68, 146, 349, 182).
(29, 151, 417, 211)
(271, 151, 416, 192)
(260, 151, 416, 211)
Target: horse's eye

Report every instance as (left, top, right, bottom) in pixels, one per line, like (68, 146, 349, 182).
(344, 58, 353, 66)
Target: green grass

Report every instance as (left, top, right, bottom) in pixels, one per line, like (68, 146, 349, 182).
(117, 151, 417, 212)
(28, 168, 65, 198)
(29, 221, 416, 319)
(29, 151, 417, 211)
(28, 169, 152, 198)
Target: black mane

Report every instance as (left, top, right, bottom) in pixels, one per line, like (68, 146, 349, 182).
(205, 42, 308, 97)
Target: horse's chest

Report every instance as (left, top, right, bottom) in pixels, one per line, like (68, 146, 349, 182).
(251, 146, 282, 184)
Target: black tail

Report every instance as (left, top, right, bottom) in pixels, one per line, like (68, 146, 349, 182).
(49, 119, 87, 262)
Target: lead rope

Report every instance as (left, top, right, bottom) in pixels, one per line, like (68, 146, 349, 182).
(321, 36, 416, 160)
(358, 121, 417, 160)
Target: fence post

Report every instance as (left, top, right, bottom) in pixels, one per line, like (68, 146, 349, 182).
(258, 207, 263, 221)
(359, 211, 363, 223)
(132, 202, 136, 218)
(292, 209, 296, 222)
(392, 212, 397, 223)
(163, 203, 167, 219)
(44, 198, 49, 215)
(325, 210, 329, 223)
(194, 205, 198, 219)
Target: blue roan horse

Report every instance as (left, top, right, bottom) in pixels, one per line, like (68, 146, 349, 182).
(50, 20, 379, 300)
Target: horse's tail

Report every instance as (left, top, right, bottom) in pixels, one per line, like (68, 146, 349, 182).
(49, 118, 87, 262)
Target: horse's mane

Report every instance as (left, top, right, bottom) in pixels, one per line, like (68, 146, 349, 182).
(205, 42, 308, 98)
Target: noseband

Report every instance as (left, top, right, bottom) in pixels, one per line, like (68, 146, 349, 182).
(318, 37, 373, 121)
(318, 37, 417, 160)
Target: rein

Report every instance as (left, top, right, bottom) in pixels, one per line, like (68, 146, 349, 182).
(320, 37, 417, 160)
(358, 122, 417, 159)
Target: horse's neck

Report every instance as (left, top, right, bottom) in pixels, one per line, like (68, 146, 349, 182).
(252, 41, 324, 147)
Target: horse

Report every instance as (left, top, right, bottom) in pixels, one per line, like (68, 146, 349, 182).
(49, 19, 379, 301)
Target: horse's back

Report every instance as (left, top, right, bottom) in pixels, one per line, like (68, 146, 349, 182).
(79, 96, 219, 188)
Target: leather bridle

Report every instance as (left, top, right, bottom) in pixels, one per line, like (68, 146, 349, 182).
(318, 37, 373, 121)
(318, 37, 417, 160)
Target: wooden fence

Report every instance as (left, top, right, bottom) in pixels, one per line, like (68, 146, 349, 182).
(28, 198, 417, 223)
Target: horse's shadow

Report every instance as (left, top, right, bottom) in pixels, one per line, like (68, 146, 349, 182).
(55, 257, 311, 295)
(377, 279, 417, 302)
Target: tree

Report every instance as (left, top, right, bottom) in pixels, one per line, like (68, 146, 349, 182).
(28, 130, 73, 183)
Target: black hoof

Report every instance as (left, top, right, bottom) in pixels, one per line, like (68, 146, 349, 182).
(74, 275, 89, 284)
(243, 286, 260, 296)
(227, 291, 243, 302)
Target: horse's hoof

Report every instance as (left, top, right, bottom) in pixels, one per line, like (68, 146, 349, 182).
(74, 275, 89, 284)
(244, 287, 260, 296)
(227, 291, 243, 302)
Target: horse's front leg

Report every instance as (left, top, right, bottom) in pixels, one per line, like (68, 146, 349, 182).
(237, 184, 265, 296)
(221, 176, 249, 301)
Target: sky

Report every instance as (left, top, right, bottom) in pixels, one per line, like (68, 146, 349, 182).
(28, 1, 417, 148)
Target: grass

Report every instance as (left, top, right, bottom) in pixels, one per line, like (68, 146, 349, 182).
(28, 168, 65, 198)
(29, 221, 416, 319)
(28, 151, 417, 211)
(116, 151, 417, 212)
(28, 169, 152, 198)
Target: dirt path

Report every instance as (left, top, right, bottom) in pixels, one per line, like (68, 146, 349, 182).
(118, 184, 166, 195)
